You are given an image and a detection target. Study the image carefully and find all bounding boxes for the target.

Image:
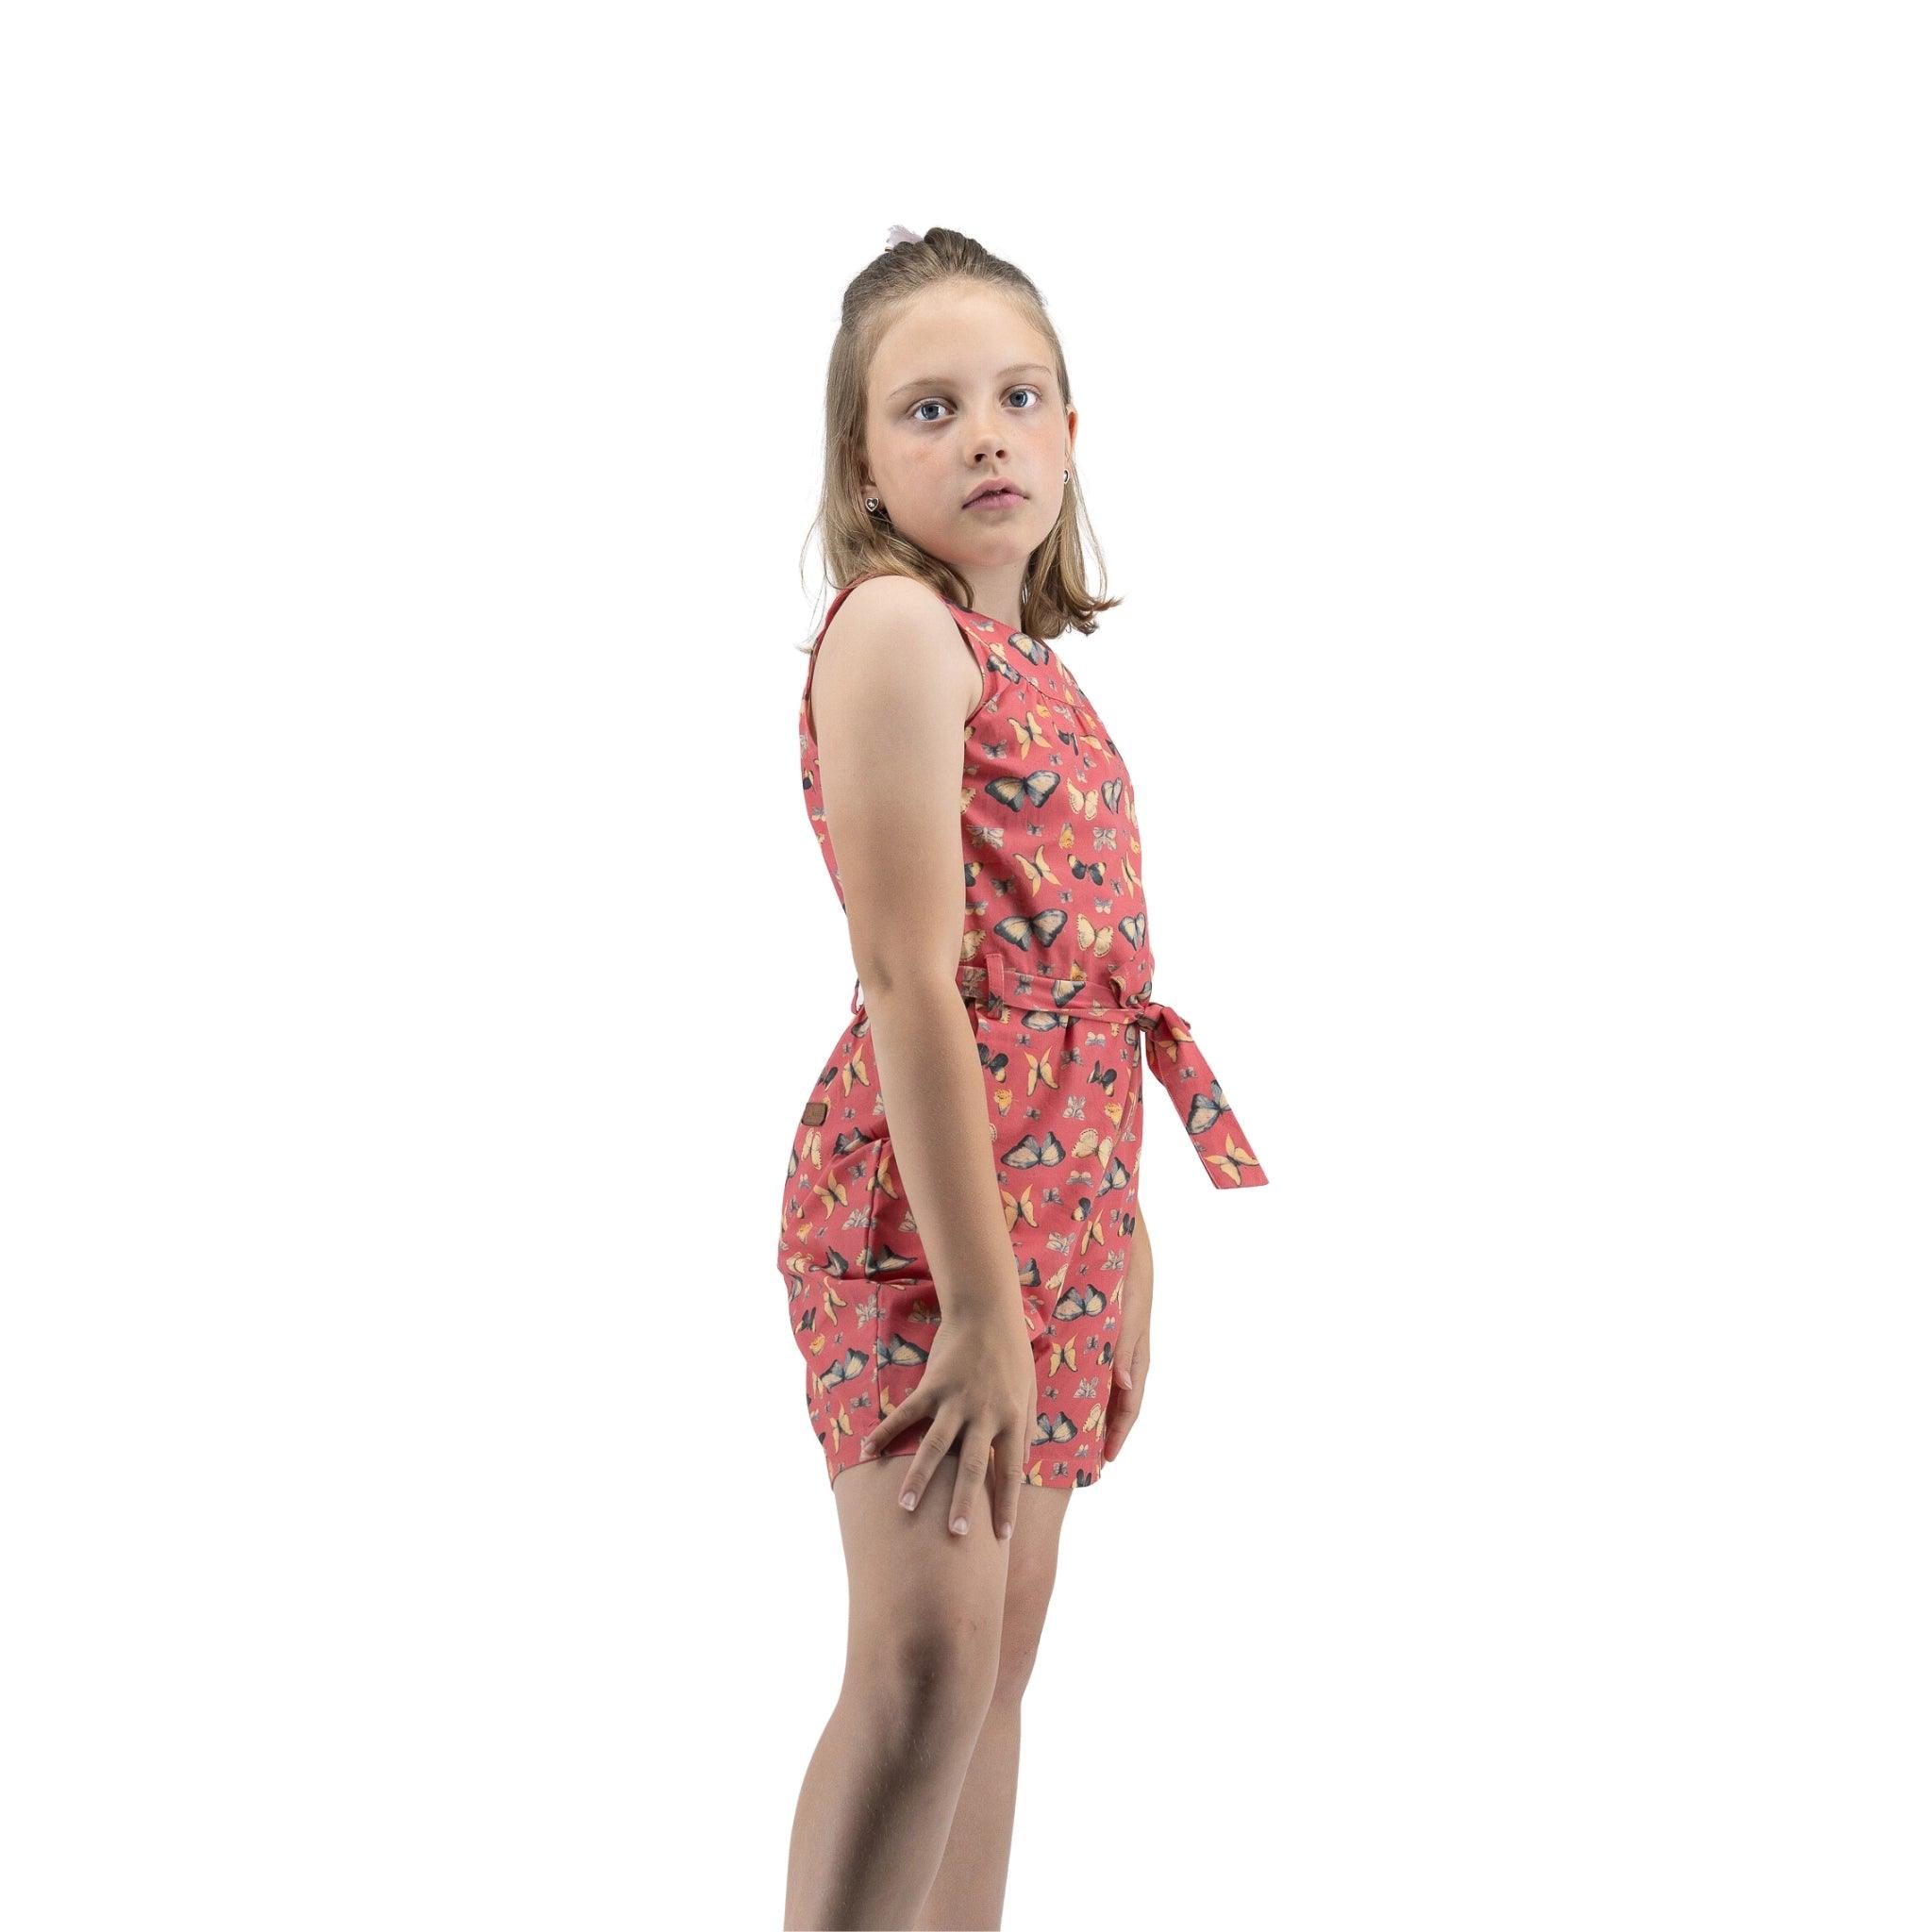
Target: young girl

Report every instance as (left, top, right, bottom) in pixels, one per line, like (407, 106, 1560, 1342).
(776, 225, 1269, 1929)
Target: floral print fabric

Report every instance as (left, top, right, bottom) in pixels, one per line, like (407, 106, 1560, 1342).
(775, 573, 1269, 1490)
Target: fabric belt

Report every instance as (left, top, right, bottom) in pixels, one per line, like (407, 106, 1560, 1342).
(849, 957, 1271, 1191)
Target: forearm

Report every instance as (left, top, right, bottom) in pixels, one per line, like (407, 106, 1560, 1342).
(860, 973, 1019, 1320)
(1127, 1202, 1154, 1297)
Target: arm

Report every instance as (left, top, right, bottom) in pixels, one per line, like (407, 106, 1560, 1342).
(1125, 1199, 1153, 1358)
(813, 577, 1038, 1534)
(1106, 1201, 1154, 1462)
(809, 574, 1015, 1324)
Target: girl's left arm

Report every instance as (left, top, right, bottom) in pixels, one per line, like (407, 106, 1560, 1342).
(1106, 1204, 1155, 1462)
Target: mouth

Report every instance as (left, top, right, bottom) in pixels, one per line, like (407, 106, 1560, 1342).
(963, 484, 1026, 510)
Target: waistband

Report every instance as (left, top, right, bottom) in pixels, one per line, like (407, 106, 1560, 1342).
(849, 955, 1270, 1191)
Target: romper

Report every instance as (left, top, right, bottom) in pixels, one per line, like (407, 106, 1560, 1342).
(775, 572, 1271, 1491)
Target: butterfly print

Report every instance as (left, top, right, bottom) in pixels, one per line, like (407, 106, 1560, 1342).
(777, 572, 1269, 1492)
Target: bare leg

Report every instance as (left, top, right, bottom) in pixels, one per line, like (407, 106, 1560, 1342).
(913, 1480, 1073, 1930)
(785, 1446, 1010, 1931)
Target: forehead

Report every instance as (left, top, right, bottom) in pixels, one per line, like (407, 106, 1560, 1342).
(870, 285, 1054, 398)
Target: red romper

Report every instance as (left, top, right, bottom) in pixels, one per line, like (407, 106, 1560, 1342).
(775, 573, 1270, 1491)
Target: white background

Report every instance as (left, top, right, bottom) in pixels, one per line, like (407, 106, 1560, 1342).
(5, 5, 1927, 1927)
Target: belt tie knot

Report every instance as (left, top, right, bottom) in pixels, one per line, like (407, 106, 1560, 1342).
(939, 957, 1271, 1191)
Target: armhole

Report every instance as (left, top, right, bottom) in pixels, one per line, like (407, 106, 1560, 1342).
(947, 604, 1000, 727)
(803, 575, 995, 732)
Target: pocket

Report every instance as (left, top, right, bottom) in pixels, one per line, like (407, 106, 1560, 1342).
(788, 1124, 891, 1285)
(970, 1001, 1047, 1122)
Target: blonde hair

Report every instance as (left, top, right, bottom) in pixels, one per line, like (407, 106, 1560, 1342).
(794, 225, 1121, 652)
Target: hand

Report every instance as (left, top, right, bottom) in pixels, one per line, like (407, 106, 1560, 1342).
(858, 1302, 1036, 1541)
(1105, 1217, 1154, 1463)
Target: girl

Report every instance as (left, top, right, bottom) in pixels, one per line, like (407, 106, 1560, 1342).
(776, 225, 1270, 1929)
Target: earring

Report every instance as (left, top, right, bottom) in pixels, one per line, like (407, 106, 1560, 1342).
(1063, 469, 1070, 484)
(864, 497, 880, 513)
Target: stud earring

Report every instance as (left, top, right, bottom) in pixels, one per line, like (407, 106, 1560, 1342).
(864, 497, 880, 513)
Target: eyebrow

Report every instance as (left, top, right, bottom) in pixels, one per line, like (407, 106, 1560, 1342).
(885, 362, 1054, 403)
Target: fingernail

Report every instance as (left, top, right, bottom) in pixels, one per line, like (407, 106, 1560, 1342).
(900, 1491, 917, 1510)
(1000, 1520, 1014, 1539)
(859, 1440, 875, 1457)
(1118, 1367, 1132, 1389)
(951, 1516, 969, 1536)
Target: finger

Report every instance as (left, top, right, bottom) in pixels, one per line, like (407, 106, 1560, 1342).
(895, 1411, 959, 1513)
(946, 1426, 993, 1537)
(1105, 1374, 1143, 1462)
(861, 1391, 927, 1460)
(991, 1431, 1025, 1539)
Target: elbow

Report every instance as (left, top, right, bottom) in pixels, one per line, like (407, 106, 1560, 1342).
(850, 948, 963, 1006)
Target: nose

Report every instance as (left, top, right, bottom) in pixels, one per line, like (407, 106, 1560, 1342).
(967, 418, 1009, 459)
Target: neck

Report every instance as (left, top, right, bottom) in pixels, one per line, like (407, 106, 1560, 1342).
(960, 560, 1028, 634)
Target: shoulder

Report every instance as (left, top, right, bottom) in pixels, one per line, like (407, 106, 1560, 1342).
(816, 575, 987, 722)
(828, 571, 959, 631)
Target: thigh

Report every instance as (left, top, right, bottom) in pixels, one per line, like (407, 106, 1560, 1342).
(833, 1445, 1012, 1650)
(832, 1447, 1074, 1646)
(995, 1469, 1072, 1686)
(1000, 1468, 1073, 1601)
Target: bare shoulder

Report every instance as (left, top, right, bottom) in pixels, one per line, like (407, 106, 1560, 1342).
(817, 575, 985, 728)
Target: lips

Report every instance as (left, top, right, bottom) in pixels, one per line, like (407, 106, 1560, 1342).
(965, 483, 1024, 508)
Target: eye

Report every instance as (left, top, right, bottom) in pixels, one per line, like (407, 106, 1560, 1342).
(909, 386, 1045, 423)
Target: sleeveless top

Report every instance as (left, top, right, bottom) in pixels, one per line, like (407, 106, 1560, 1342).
(797, 571, 1270, 1191)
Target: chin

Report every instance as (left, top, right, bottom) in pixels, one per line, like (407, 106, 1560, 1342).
(965, 530, 1042, 561)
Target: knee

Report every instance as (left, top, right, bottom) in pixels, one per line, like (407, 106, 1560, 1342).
(992, 1587, 1052, 1703)
(875, 1613, 1002, 1744)
(992, 1632, 1041, 1704)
